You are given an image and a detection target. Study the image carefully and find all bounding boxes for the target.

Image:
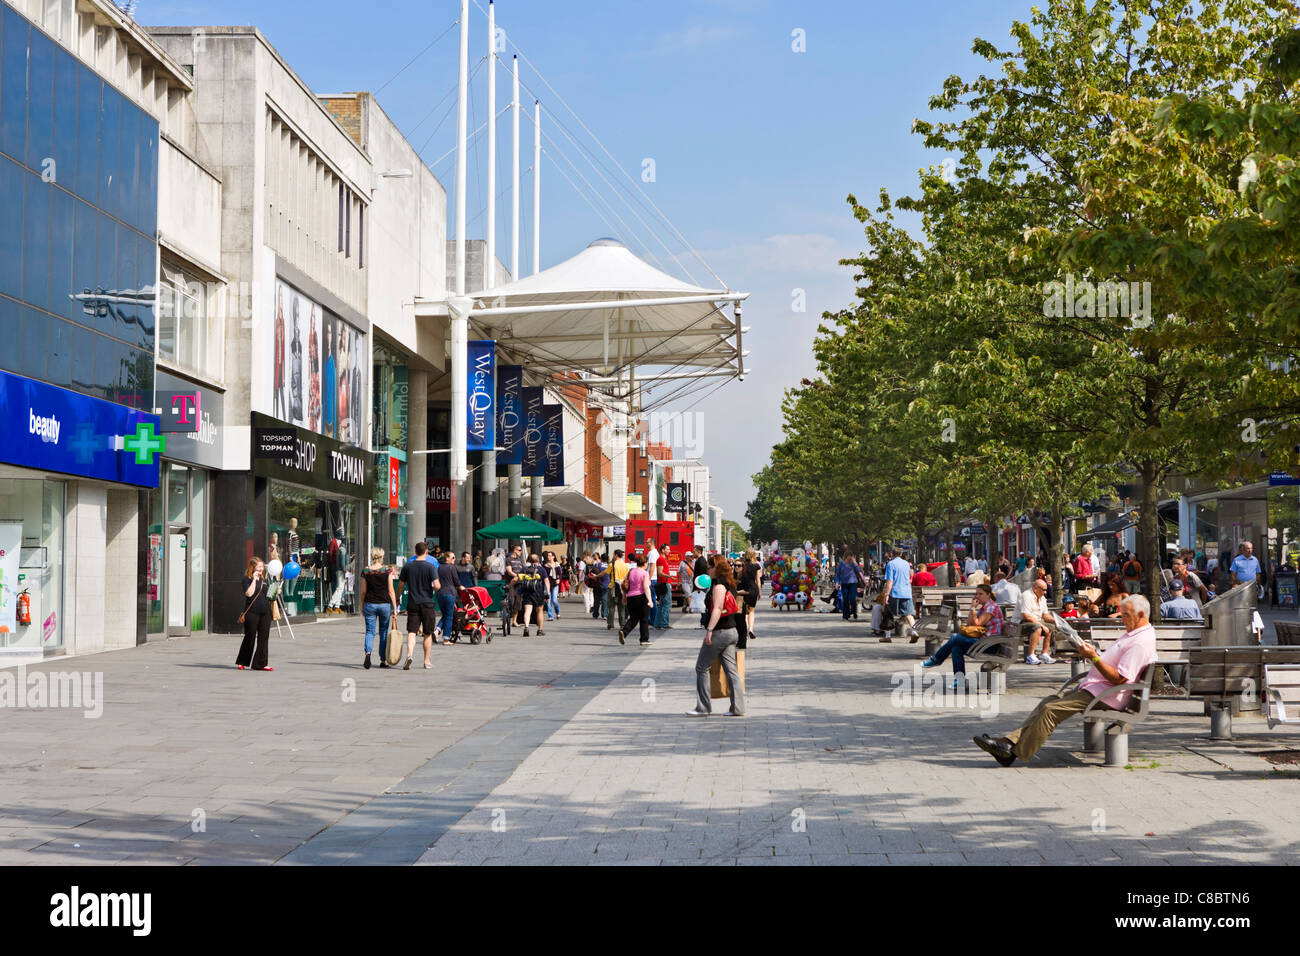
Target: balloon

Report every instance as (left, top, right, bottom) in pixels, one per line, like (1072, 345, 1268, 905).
(774, 592, 787, 604)
(282, 560, 302, 581)
(266, 559, 283, 579)
(694, 574, 712, 590)
(795, 592, 808, 604)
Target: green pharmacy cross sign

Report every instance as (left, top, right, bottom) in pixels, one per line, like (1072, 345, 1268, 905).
(123, 422, 166, 466)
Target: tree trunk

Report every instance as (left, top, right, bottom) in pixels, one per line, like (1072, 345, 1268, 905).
(1050, 500, 1067, 601)
(1139, 460, 1161, 622)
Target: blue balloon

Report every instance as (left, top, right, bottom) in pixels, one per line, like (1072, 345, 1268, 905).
(282, 560, 302, 581)
(773, 592, 787, 604)
(694, 574, 712, 590)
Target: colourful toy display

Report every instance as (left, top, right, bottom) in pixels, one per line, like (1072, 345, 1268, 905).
(764, 550, 820, 611)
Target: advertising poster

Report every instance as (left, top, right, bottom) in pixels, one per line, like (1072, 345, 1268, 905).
(521, 386, 545, 477)
(467, 341, 496, 452)
(0, 522, 20, 635)
(274, 281, 366, 447)
(497, 365, 523, 465)
(542, 404, 564, 487)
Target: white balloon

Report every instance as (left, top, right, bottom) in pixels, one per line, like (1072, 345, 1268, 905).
(266, 559, 284, 578)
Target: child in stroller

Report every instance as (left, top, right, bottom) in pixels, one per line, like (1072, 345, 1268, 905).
(451, 586, 493, 645)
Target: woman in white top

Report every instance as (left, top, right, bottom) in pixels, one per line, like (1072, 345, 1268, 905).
(485, 548, 505, 581)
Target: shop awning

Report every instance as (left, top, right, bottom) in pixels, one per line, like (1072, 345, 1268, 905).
(1077, 514, 1137, 540)
(475, 515, 563, 542)
(542, 489, 622, 526)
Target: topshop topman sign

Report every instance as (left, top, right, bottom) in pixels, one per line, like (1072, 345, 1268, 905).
(467, 341, 496, 452)
(250, 412, 373, 498)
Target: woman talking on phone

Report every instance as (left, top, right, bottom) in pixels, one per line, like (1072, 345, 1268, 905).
(236, 556, 274, 671)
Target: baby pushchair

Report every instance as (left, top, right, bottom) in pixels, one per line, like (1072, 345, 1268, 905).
(451, 586, 493, 645)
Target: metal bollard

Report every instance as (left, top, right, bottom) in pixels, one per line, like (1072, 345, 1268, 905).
(1071, 658, 1088, 679)
(1084, 719, 1105, 753)
(1104, 730, 1129, 767)
(925, 636, 941, 656)
(1209, 704, 1233, 740)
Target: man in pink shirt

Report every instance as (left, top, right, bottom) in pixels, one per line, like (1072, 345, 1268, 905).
(975, 595, 1157, 766)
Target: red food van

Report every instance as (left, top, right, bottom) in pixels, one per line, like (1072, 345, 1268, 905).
(625, 519, 695, 601)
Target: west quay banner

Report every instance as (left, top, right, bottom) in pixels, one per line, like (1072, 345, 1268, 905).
(467, 341, 496, 452)
(542, 404, 564, 487)
(496, 365, 523, 465)
(521, 386, 545, 477)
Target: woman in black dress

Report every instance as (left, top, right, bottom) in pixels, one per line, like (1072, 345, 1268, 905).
(739, 548, 761, 639)
(236, 556, 274, 671)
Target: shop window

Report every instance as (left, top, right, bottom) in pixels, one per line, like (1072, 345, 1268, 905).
(0, 477, 65, 652)
(157, 260, 209, 377)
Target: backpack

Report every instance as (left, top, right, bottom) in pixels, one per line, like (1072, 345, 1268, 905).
(1123, 560, 1141, 578)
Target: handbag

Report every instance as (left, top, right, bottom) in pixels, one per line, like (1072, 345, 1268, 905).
(238, 580, 266, 625)
(958, 623, 986, 639)
(385, 611, 404, 665)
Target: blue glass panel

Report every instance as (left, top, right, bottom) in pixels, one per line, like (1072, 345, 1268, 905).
(71, 196, 96, 328)
(47, 315, 72, 389)
(98, 83, 120, 218)
(25, 28, 54, 172)
(71, 323, 97, 396)
(0, 294, 19, 373)
(136, 234, 155, 348)
(20, 306, 48, 381)
(50, 184, 75, 320)
(94, 209, 117, 339)
(120, 99, 141, 232)
(51, 46, 77, 190)
(138, 117, 157, 238)
(116, 220, 137, 342)
(0, 6, 28, 162)
(22, 173, 51, 310)
(73, 68, 99, 201)
(0, 154, 23, 299)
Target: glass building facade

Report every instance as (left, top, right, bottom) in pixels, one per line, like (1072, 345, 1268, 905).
(0, 3, 158, 406)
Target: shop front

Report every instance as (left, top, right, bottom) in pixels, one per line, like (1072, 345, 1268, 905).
(145, 372, 224, 638)
(250, 413, 373, 621)
(371, 345, 410, 562)
(0, 368, 161, 659)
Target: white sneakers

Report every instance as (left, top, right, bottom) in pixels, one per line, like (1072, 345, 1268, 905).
(1025, 654, 1041, 665)
(1025, 653, 1057, 665)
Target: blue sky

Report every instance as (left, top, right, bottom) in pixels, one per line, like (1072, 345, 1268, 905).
(140, 0, 1035, 526)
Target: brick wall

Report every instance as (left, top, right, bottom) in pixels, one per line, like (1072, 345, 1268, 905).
(319, 94, 364, 148)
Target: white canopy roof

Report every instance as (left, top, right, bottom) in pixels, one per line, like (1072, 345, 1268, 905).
(463, 239, 748, 380)
(541, 488, 623, 525)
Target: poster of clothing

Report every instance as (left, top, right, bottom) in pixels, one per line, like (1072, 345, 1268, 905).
(0, 522, 21, 635)
(272, 280, 366, 446)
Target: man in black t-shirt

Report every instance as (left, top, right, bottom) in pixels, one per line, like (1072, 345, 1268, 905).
(399, 542, 440, 670)
(505, 545, 525, 624)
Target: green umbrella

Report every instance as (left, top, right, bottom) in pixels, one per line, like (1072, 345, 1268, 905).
(475, 515, 564, 543)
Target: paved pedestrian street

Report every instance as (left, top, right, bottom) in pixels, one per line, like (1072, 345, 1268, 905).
(1, 599, 1296, 866)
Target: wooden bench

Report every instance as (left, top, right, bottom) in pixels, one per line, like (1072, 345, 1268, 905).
(1084, 621, 1206, 698)
(1266, 664, 1300, 729)
(1275, 621, 1300, 646)
(914, 587, 979, 649)
(1186, 646, 1300, 738)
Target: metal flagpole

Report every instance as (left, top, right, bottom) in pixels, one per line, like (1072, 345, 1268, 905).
(483, 0, 498, 539)
(507, 53, 522, 528)
(450, 0, 471, 554)
(529, 97, 542, 521)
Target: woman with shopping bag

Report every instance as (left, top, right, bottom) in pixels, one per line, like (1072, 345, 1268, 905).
(686, 556, 746, 717)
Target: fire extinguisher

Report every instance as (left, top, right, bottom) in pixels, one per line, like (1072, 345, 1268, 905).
(17, 589, 31, 626)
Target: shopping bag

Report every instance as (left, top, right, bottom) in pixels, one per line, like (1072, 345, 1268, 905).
(689, 589, 706, 614)
(385, 617, 404, 666)
(709, 650, 746, 698)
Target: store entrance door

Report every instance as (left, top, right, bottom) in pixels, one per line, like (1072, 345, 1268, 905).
(166, 526, 191, 636)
